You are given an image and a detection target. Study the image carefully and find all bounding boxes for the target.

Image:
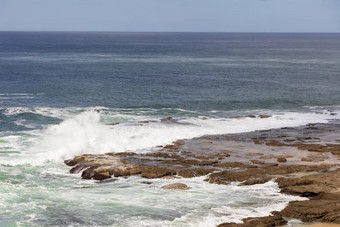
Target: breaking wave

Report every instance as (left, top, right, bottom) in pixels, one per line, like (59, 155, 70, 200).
(1, 107, 337, 165)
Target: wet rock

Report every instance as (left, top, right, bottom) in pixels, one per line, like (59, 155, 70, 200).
(112, 166, 137, 177)
(208, 168, 265, 185)
(218, 214, 287, 227)
(160, 116, 185, 124)
(261, 163, 278, 167)
(178, 168, 214, 178)
(160, 116, 173, 122)
(140, 166, 176, 179)
(239, 177, 272, 186)
(250, 160, 265, 165)
(213, 162, 257, 169)
(64, 155, 93, 166)
(106, 152, 137, 157)
(277, 168, 340, 223)
(253, 140, 263, 144)
(106, 122, 119, 126)
(217, 223, 239, 227)
(92, 171, 111, 181)
(259, 115, 271, 119)
(70, 163, 98, 174)
(265, 140, 286, 147)
(276, 168, 340, 197)
(246, 153, 264, 156)
(161, 183, 190, 190)
(81, 166, 98, 179)
(277, 157, 287, 163)
(243, 214, 287, 226)
(301, 157, 323, 162)
(161, 175, 181, 179)
(163, 144, 180, 151)
(259, 155, 275, 159)
(281, 198, 340, 223)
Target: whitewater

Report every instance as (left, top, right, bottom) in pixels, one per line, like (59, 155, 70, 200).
(1, 107, 338, 165)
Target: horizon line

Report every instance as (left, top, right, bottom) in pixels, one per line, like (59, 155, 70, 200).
(0, 30, 340, 34)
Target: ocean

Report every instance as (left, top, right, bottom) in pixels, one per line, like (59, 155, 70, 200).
(0, 32, 339, 226)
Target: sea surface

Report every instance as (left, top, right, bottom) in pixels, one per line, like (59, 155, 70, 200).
(0, 32, 339, 226)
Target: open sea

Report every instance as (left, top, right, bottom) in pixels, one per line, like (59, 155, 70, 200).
(0, 32, 339, 226)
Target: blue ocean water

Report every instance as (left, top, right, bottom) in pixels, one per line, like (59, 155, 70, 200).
(0, 32, 339, 226)
(1, 32, 340, 110)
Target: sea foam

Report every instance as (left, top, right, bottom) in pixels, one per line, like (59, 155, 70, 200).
(16, 109, 336, 165)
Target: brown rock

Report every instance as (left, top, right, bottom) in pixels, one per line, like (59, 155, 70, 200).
(217, 214, 287, 227)
(246, 152, 264, 156)
(261, 163, 278, 167)
(277, 157, 287, 163)
(243, 214, 287, 226)
(70, 162, 94, 174)
(107, 152, 137, 157)
(259, 155, 275, 159)
(281, 199, 340, 223)
(250, 160, 265, 165)
(239, 177, 272, 186)
(259, 115, 271, 119)
(92, 171, 111, 181)
(112, 166, 135, 177)
(178, 168, 214, 178)
(208, 168, 265, 185)
(64, 156, 85, 166)
(161, 183, 190, 190)
(81, 166, 98, 179)
(217, 223, 239, 227)
(106, 122, 119, 126)
(213, 162, 257, 169)
(141, 166, 176, 179)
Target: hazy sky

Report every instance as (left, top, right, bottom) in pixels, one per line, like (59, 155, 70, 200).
(0, 0, 339, 32)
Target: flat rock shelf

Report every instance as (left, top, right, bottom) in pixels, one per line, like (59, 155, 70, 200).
(65, 121, 340, 227)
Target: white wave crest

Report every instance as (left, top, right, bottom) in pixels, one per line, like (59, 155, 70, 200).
(11, 109, 333, 165)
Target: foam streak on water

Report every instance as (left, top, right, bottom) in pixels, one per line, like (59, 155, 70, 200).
(0, 171, 306, 227)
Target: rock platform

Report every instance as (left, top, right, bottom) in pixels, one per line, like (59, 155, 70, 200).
(65, 120, 340, 226)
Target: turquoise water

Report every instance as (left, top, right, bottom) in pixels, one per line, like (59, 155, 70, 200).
(0, 32, 339, 226)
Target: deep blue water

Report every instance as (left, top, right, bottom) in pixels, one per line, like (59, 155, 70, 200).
(1, 32, 339, 111)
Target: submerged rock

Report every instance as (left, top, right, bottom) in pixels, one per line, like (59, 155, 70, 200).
(161, 183, 190, 190)
(259, 115, 271, 119)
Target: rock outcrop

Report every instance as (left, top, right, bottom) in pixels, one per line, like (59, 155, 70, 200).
(64, 121, 340, 226)
(217, 213, 287, 227)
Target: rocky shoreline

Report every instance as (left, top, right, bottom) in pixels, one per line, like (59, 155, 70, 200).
(64, 119, 340, 226)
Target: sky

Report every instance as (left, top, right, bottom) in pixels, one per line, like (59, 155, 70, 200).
(0, 0, 339, 32)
